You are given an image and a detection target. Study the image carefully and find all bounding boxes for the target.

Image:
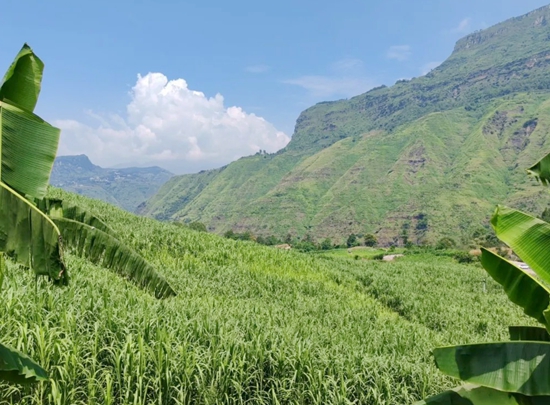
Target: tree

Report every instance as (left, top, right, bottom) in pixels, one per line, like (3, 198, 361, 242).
(0, 44, 175, 385)
(417, 151, 550, 404)
(346, 234, 359, 248)
(363, 234, 377, 247)
(188, 221, 207, 232)
(435, 237, 456, 250)
(320, 238, 333, 250)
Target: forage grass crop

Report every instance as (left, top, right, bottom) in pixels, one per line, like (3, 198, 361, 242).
(0, 188, 532, 404)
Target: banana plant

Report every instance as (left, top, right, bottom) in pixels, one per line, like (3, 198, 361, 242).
(417, 152, 550, 404)
(0, 44, 175, 384)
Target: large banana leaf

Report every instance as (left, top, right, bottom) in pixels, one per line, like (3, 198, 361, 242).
(0, 343, 48, 384)
(0, 101, 60, 199)
(480, 248, 550, 324)
(434, 342, 550, 396)
(0, 183, 66, 284)
(35, 197, 113, 235)
(0, 43, 43, 112)
(527, 151, 550, 185)
(509, 326, 550, 342)
(415, 383, 550, 405)
(0, 44, 57, 200)
(491, 206, 550, 287)
(53, 217, 175, 298)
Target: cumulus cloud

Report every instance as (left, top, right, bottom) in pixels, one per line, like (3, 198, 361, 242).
(451, 18, 472, 34)
(283, 58, 377, 98)
(386, 45, 411, 61)
(55, 73, 290, 174)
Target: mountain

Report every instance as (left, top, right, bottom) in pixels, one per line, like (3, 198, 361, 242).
(139, 5, 550, 245)
(50, 155, 173, 212)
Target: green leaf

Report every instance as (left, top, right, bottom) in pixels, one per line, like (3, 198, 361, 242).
(480, 248, 550, 324)
(0, 342, 48, 384)
(527, 151, 550, 185)
(415, 383, 550, 405)
(509, 326, 550, 342)
(491, 206, 550, 287)
(0, 182, 67, 284)
(53, 217, 175, 298)
(35, 197, 114, 235)
(0, 44, 43, 112)
(434, 342, 550, 396)
(1, 101, 60, 199)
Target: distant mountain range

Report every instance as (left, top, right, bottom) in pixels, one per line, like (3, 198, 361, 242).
(50, 155, 173, 212)
(138, 5, 550, 245)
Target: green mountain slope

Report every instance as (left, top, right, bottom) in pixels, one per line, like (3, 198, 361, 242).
(141, 5, 550, 245)
(51, 154, 173, 212)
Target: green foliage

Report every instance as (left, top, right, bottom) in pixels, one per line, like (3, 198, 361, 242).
(0, 343, 48, 384)
(0, 44, 175, 387)
(452, 251, 475, 264)
(346, 234, 360, 248)
(320, 238, 333, 250)
(364, 233, 377, 247)
(436, 237, 457, 250)
(419, 150, 550, 403)
(187, 221, 207, 232)
(0, 188, 534, 404)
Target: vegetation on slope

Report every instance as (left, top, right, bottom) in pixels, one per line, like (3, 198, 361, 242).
(140, 5, 550, 245)
(0, 187, 533, 404)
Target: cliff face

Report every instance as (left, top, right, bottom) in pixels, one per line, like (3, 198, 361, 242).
(140, 5, 550, 245)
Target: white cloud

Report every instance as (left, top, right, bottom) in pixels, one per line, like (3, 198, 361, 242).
(421, 61, 442, 75)
(451, 18, 472, 34)
(55, 73, 290, 174)
(386, 45, 411, 61)
(245, 64, 270, 73)
(283, 58, 377, 98)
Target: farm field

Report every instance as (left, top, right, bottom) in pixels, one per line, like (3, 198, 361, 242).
(0, 188, 531, 404)
(316, 247, 405, 260)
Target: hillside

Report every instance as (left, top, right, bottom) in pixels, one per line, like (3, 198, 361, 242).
(0, 187, 532, 404)
(51, 154, 173, 212)
(140, 5, 550, 245)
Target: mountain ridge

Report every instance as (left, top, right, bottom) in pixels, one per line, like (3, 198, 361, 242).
(140, 5, 550, 245)
(51, 154, 173, 212)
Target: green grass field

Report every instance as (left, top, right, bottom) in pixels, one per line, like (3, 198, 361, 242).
(0, 189, 531, 404)
(316, 247, 405, 260)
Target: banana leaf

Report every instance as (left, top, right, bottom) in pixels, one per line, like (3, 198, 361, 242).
(527, 151, 550, 185)
(415, 383, 550, 405)
(509, 326, 550, 342)
(491, 206, 550, 287)
(434, 342, 550, 396)
(0, 100, 60, 199)
(480, 248, 550, 324)
(0, 182, 66, 284)
(53, 217, 175, 298)
(0, 43, 43, 112)
(35, 197, 113, 235)
(0, 343, 48, 384)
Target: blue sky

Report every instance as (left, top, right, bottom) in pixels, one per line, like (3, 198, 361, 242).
(1, 0, 549, 173)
